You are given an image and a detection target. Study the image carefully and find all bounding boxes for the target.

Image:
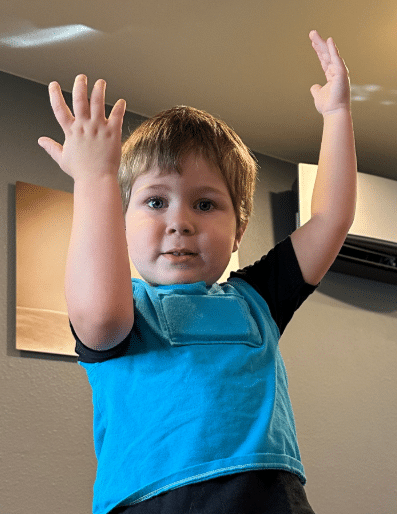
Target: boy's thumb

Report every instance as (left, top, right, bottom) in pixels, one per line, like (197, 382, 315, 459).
(310, 84, 322, 98)
(38, 137, 63, 166)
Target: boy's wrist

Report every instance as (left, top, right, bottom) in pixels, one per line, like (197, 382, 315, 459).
(73, 172, 120, 188)
(322, 105, 352, 119)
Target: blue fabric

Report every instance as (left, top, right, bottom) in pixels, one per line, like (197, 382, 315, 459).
(80, 278, 306, 514)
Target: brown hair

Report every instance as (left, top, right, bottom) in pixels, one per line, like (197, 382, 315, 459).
(118, 106, 257, 230)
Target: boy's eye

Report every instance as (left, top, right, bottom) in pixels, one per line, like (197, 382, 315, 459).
(147, 197, 166, 209)
(197, 200, 214, 211)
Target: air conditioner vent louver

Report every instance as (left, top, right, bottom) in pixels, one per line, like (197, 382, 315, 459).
(341, 237, 397, 268)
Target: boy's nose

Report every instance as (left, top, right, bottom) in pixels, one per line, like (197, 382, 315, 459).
(165, 209, 196, 235)
(166, 220, 195, 235)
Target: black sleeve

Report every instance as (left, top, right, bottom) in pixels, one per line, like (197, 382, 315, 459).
(71, 321, 132, 363)
(229, 236, 318, 335)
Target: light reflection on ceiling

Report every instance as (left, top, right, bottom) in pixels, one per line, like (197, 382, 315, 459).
(351, 84, 396, 106)
(0, 24, 98, 48)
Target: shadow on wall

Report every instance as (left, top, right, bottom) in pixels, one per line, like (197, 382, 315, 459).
(270, 189, 397, 314)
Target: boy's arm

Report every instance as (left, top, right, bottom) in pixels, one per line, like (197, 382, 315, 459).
(290, 31, 357, 286)
(38, 75, 134, 350)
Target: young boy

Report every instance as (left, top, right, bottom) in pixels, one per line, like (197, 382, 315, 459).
(38, 30, 356, 514)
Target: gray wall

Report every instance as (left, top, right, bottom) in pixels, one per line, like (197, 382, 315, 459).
(1, 71, 396, 514)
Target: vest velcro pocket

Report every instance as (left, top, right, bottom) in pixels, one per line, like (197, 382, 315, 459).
(158, 293, 263, 347)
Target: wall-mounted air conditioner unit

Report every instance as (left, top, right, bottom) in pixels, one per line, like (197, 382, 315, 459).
(297, 163, 397, 285)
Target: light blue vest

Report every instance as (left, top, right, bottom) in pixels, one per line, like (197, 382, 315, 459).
(79, 278, 305, 514)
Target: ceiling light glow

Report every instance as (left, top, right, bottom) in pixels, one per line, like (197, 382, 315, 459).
(351, 84, 395, 106)
(363, 84, 383, 92)
(0, 24, 98, 48)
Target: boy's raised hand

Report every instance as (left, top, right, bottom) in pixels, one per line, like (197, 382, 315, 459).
(38, 75, 126, 180)
(309, 30, 350, 116)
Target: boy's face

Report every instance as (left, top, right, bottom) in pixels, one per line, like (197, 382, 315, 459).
(125, 152, 245, 286)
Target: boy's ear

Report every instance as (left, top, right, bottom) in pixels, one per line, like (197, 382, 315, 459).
(232, 222, 247, 253)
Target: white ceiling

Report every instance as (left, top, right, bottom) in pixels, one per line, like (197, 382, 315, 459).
(2, 1, 397, 180)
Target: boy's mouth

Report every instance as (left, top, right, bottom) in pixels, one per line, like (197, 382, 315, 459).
(166, 252, 194, 256)
(163, 248, 197, 256)
(162, 249, 198, 262)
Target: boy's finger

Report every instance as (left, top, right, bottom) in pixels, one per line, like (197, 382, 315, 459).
(48, 82, 74, 129)
(108, 98, 127, 129)
(90, 79, 107, 120)
(327, 37, 345, 68)
(309, 31, 331, 72)
(309, 30, 328, 53)
(72, 74, 90, 119)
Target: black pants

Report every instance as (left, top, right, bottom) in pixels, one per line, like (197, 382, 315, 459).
(111, 470, 316, 514)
